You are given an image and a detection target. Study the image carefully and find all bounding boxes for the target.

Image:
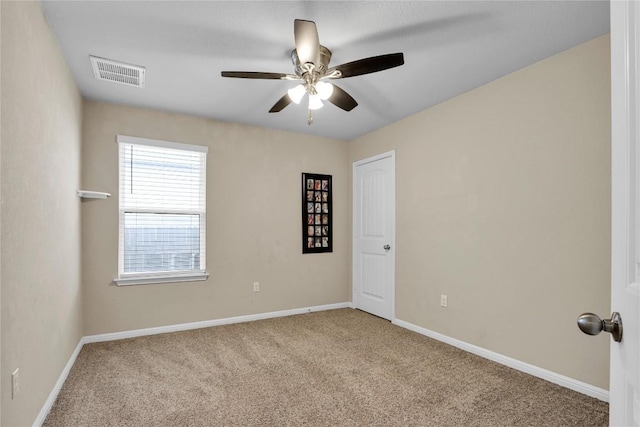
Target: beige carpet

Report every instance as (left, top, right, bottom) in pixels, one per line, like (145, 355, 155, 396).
(44, 308, 608, 426)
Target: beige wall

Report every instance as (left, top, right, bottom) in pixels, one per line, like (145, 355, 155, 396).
(81, 101, 350, 335)
(350, 35, 612, 389)
(1, 2, 84, 426)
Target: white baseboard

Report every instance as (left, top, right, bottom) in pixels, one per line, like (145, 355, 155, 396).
(393, 318, 609, 402)
(83, 302, 351, 344)
(33, 339, 84, 427)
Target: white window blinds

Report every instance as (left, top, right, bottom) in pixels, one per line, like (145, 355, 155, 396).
(117, 135, 207, 282)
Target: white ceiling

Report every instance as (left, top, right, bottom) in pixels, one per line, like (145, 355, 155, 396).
(40, 1, 610, 141)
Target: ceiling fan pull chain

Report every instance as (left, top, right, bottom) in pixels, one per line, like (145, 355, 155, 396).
(308, 109, 313, 125)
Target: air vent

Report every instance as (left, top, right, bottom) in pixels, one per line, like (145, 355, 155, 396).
(90, 56, 145, 88)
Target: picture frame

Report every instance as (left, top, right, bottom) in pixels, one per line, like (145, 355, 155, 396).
(302, 173, 332, 253)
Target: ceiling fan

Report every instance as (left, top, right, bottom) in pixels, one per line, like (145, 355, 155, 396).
(221, 19, 405, 124)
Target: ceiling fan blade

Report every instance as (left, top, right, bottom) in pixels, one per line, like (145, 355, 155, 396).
(221, 71, 288, 79)
(294, 19, 320, 66)
(269, 93, 293, 113)
(331, 53, 404, 78)
(327, 84, 358, 112)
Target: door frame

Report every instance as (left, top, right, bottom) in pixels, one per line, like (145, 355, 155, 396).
(352, 150, 396, 320)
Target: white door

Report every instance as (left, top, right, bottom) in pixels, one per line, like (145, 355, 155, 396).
(353, 151, 395, 320)
(610, 1, 640, 425)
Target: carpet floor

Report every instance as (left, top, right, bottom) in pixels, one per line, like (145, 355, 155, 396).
(44, 308, 608, 426)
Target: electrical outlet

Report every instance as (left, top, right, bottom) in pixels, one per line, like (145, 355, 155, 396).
(440, 295, 448, 308)
(12, 368, 19, 399)
(253, 282, 260, 292)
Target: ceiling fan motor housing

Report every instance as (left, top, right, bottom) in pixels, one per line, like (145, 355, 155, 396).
(291, 45, 332, 77)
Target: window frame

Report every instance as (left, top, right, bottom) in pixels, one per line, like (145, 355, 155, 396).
(114, 135, 209, 286)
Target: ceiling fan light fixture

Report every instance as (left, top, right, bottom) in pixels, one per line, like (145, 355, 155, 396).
(308, 93, 323, 110)
(315, 81, 333, 100)
(288, 84, 306, 104)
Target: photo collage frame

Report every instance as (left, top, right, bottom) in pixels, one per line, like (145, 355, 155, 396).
(302, 173, 332, 253)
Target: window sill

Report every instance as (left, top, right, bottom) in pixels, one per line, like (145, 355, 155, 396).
(114, 272, 209, 286)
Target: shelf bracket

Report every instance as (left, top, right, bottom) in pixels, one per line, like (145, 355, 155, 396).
(77, 190, 111, 199)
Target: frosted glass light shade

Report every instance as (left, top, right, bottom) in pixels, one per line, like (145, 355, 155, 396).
(308, 94, 323, 110)
(287, 84, 306, 104)
(315, 81, 334, 100)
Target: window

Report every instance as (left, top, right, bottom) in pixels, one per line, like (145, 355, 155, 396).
(115, 135, 208, 285)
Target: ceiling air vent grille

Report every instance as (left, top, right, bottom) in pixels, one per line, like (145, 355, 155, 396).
(90, 56, 145, 88)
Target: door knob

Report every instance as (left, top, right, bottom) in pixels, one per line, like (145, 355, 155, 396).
(577, 312, 623, 342)
(383, 244, 391, 251)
